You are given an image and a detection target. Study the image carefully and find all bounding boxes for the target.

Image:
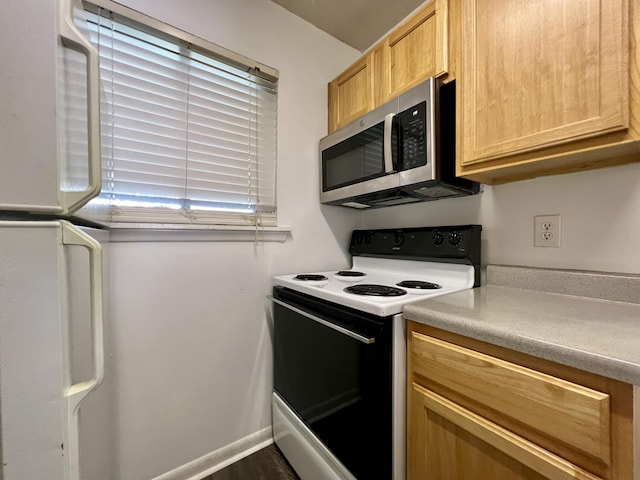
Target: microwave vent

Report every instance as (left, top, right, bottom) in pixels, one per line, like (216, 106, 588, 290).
(411, 185, 460, 198)
(341, 201, 371, 209)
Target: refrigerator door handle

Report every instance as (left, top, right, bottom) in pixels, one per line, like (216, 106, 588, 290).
(61, 221, 105, 480)
(58, 0, 102, 214)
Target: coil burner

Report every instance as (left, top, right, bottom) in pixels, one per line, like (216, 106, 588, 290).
(344, 284, 407, 297)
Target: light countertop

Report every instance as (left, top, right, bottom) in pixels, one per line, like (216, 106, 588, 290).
(403, 265, 640, 385)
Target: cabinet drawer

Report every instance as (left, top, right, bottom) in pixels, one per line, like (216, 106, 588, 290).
(410, 332, 611, 465)
(409, 382, 604, 480)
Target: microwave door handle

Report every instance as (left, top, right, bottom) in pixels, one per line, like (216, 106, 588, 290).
(383, 113, 396, 173)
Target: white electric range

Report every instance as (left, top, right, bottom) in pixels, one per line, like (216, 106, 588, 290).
(270, 225, 482, 480)
(273, 256, 477, 317)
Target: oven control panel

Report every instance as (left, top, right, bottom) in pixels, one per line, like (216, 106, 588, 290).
(349, 225, 482, 266)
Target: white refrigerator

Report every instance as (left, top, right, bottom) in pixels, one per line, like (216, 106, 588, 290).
(0, 0, 113, 479)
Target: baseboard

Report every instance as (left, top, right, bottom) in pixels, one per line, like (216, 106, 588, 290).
(151, 427, 273, 480)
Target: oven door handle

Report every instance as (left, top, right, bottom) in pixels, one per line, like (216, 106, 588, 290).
(269, 297, 376, 344)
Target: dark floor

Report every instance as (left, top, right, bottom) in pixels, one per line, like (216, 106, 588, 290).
(205, 444, 300, 480)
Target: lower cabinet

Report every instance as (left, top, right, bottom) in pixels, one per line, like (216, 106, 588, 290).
(406, 322, 634, 480)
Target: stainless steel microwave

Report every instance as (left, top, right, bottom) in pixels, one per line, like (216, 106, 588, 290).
(319, 78, 479, 209)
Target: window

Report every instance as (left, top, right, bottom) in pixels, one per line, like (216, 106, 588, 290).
(78, 3, 278, 227)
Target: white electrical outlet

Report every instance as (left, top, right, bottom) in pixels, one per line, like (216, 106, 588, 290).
(534, 215, 561, 247)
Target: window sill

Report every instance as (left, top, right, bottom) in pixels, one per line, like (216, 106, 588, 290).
(109, 223, 291, 243)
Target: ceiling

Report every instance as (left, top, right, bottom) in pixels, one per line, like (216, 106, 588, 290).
(270, 0, 427, 52)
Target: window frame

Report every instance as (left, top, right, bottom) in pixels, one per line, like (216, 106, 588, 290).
(79, 0, 279, 228)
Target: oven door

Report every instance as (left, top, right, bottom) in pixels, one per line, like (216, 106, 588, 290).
(271, 287, 392, 479)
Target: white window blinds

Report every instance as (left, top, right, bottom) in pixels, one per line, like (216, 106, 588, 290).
(82, 7, 278, 226)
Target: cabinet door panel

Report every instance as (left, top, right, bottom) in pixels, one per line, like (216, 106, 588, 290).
(408, 384, 603, 480)
(384, 0, 449, 100)
(461, 0, 629, 165)
(328, 54, 374, 132)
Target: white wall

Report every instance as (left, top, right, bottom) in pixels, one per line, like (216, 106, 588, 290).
(107, 1, 360, 479)
(361, 162, 640, 274)
(105, 1, 640, 478)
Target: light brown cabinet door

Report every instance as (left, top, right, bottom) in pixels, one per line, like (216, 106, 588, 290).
(327, 53, 375, 132)
(408, 383, 604, 480)
(327, 0, 451, 133)
(460, 0, 629, 167)
(380, 0, 449, 101)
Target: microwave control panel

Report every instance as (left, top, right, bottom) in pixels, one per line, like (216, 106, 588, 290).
(397, 101, 427, 170)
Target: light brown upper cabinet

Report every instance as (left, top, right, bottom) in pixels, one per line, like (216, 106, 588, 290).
(458, 0, 640, 184)
(327, 0, 451, 134)
(327, 53, 376, 133)
(379, 0, 449, 100)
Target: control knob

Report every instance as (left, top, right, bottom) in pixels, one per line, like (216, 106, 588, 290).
(448, 232, 463, 246)
(393, 232, 404, 247)
(432, 232, 444, 246)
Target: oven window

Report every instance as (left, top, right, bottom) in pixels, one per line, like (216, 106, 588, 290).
(273, 296, 392, 479)
(322, 121, 396, 191)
